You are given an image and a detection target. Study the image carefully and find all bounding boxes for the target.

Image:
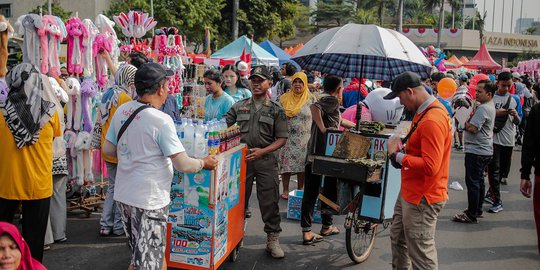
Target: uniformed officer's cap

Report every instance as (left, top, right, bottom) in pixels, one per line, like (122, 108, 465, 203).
(249, 66, 272, 81)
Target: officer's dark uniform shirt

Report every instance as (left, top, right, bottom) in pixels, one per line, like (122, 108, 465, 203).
(225, 97, 289, 148)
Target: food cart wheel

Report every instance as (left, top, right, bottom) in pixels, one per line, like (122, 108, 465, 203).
(345, 205, 377, 263)
(228, 243, 241, 262)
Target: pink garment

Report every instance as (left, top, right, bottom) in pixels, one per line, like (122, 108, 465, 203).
(341, 103, 371, 130)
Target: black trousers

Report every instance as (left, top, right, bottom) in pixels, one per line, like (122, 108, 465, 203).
(0, 197, 50, 262)
(487, 144, 513, 204)
(301, 163, 337, 230)
(464, 153, 492, 220)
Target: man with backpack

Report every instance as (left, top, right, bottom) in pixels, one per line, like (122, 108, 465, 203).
(485, 72, 522, 213)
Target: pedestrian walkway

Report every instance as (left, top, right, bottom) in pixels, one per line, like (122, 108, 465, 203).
(43, 150, 539, 269)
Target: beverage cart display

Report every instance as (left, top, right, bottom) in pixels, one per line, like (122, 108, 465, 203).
(166, 145, 247, 269)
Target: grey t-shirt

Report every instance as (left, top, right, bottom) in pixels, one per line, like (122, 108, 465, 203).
(464, 101, 495, 156)
(492, 94, 520, 147)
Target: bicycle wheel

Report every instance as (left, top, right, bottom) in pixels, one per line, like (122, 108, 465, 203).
(345, 204, 377, 263)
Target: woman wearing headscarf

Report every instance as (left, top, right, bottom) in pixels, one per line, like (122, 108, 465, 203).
(98, 64, 137, 236)
(0, 63, 61, 262)
(0, 222, 46, 270)
(277, 72, 316, 199)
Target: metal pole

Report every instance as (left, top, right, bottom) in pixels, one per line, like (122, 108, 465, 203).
(48, 0, 51, 15)
(501, 0, 504, 32)
(492, 0, 496, 32)
(519, 0, 523, 33)
(511, 0, 515, 33)
(150, 0, 154, 36)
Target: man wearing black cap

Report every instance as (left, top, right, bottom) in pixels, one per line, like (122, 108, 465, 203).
(102, 62, 217, 270)
(385, 71, 452, 270)
(225, 65, 288, 259)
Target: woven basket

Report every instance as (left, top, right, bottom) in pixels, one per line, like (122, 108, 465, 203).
(332, 131, 371, 159)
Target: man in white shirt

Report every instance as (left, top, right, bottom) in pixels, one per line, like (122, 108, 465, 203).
(103, 63, 217, 270)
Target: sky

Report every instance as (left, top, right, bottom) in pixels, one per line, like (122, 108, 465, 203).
(475, 0, 540, 33)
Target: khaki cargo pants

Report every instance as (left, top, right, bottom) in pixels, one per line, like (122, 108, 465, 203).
(391, 194, 446, 270)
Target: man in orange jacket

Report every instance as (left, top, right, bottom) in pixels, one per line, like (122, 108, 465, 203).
(385, 72, 452, 270)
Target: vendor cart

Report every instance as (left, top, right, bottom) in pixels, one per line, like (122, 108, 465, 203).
(310, 129, 402, 263)
(166, 144, 247, 269)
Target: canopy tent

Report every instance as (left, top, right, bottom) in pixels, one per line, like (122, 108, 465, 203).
(259, 40, 300, 69)
(462, 43, 501, 70)
(445, 55, 463, 68)
(459, 56, 469, 63)
(211, 35, 279, 67)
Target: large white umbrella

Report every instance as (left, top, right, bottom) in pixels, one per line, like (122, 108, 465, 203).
(292, 24, 431, 81)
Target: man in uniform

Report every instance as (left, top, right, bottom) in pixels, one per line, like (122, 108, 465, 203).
(225, 66, 288, 259)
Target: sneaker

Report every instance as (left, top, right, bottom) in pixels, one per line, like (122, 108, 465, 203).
(54, 237, 67, 243)
(266, 232, 285, 259)
(484, 195, 494, 205)
(500, 178, 508, 185)
(457, 145, 464, 151)
(488, 203, 503, 213)
(43, 245, 51, 251)
(245, 209, 252, 219)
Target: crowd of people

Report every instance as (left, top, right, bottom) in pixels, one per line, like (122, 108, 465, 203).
(2, 42, 540, 270)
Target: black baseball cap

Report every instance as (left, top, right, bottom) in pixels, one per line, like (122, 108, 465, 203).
(384, 71, 422, 100)
(249, 66, 272, 81)
(134, 62, 174, 91)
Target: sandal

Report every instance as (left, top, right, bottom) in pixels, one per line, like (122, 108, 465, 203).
(280, 193, 289, 200)
(320, 226, 340, 236)
(451, 213, 478, 224)
(302, 233, 324, 245)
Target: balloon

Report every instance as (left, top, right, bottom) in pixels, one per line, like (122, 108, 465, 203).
(468, 73, 489, 100)
(437, 77, 457, 99)
(364, 88, 404, 125)
(470, 73, 489, 88)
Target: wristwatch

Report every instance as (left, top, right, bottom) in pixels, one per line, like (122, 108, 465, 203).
(389, 152, 402, 169)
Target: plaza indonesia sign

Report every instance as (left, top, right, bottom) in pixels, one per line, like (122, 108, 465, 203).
(483, 36, 539, 49)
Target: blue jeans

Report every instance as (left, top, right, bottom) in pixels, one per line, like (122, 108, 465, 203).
(99, 162, 124, 234)
(465, 153, 492, 219)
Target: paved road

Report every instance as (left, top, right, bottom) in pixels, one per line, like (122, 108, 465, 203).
(43, 148, 540, 269)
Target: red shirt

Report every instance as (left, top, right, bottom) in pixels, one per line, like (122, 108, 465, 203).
(401, 99, 452, 205)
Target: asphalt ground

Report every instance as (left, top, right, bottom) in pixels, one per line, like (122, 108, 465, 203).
(43, 147, 540, 269)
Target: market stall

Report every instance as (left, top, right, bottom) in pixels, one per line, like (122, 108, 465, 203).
(166, 144, 247, 269)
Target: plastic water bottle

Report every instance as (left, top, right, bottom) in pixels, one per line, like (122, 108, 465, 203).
(194, 121, 207, 158)
(202, 121, 209, 156)
(184, 118, 195, 156)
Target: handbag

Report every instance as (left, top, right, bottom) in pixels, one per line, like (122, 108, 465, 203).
(493, 96, 512, 133)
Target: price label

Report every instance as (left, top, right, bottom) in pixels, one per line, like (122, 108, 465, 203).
(325, 132, 341, 156)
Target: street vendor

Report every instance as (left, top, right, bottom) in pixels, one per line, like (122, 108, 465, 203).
(385, 71, 452, 270)
(301, 75, 355, 245)
(224, 65, 288, 259)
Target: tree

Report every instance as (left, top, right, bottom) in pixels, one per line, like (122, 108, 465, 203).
(525, 27, 537, 35)
(447, 0, 463, 29)
(352, 8, 378, 24)
(106, 0, 225, 53)
(29, 0, 72, 21)
(476, 11, 487, 46)
(396, 0, 404, 31)
(311, 0, 354, 28)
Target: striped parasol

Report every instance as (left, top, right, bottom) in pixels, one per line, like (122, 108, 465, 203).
(292, 24, 432, 81)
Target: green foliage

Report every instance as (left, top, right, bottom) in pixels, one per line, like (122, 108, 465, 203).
(311, 0, 354, 27)
(106, 0, 225, 52)
(29, 1, 72, 21)
(352, 8, 378, 24)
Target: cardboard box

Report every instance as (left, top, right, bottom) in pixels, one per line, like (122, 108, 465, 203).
(287, 190, 321, 223)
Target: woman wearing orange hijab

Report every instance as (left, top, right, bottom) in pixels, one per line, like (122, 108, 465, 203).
(278, 72, 316, 199)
